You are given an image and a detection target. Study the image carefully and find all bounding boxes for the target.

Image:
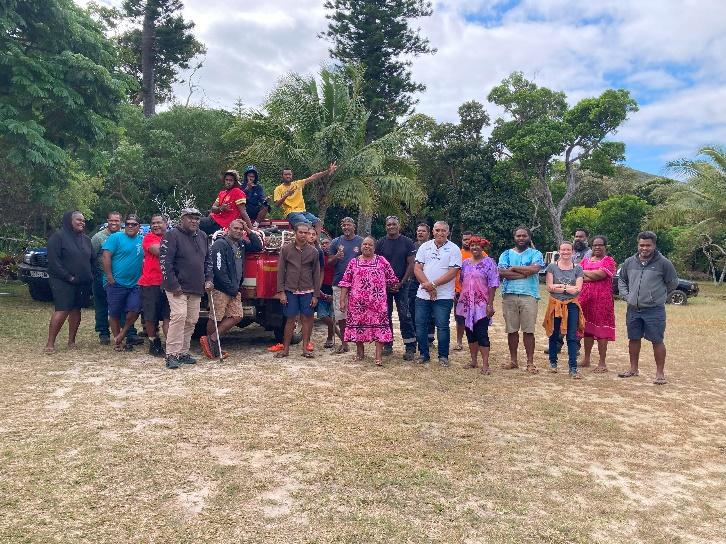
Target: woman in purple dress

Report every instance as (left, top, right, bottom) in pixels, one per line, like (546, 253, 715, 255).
(455, 236, 500, 374)
(338, 236, 399, 365)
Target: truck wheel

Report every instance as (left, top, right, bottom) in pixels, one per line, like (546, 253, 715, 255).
(28, 282, 53, 302)
(273, 318, 303, 345)
(667, 290, 687, 305)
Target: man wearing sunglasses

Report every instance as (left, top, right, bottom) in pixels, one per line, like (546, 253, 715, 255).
(101, 213, 144, 351)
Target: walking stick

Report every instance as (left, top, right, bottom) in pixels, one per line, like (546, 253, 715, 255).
(208, 293, 224, 362)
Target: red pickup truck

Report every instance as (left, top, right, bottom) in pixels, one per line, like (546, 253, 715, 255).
(196, 219, 303, 343)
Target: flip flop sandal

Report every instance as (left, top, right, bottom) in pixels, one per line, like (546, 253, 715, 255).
(453, 344, 463, 351)
(653, 377, 668, 385)
(618, 370, 639, 378)
(375, 359, 383, 366)
(114, 344, 124, 352)
(465, 363, 478, 369)
(352, 355, 364, 362)
(267, 343, 284, 353)
(302, 351, 315, 359)
(274, 352, 289, 358)
(592, 366, 609, 373)
(480, 368, 492, 375)
(334, 345, 350, 354)
(323, 340, 334, 349)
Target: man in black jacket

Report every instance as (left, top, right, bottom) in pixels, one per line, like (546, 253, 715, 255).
(160, 207, 213, 369)
(200, 219, 262, 359)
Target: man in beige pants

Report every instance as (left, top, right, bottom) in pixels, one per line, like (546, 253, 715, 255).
(160, 208, 213, 369)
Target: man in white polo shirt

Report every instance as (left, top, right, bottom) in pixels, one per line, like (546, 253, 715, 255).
(413, 221, 462, 366)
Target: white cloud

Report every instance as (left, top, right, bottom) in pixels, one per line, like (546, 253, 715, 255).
(74, 0, 726, 172)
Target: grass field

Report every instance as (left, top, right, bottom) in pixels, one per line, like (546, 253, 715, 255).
(1, 280, 725, 543)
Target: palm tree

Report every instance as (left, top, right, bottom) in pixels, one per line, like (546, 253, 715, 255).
(226, 65, 424, 229)
(652, 145, 726, 283)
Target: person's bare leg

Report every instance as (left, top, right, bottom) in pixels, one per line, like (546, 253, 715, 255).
(109, 316, 122, 348)
(212, 316, 242, 340)
(523, 332, 535, 366)
(653, 342, 666, 381)
(322, 316, 335, 342)
(206, 315, 216, 337)
(507, 332, 519, 367)
(256, 208, 268, 222)
(456, 321, 465, 349)
(479, 346, 491, 373)
(114, 311, 139, 346)
(374, 341, 383, 364)
(67, 309, 81, 348)
(583, 336, 594, 367)
(596, 339, 608, 370)
(45, 310, 69, 352)
(161, 319, 169, 339)
(338, 320, 348, 350)
(355, 341, 365, 360)
(146, 317, 159, 338)
(467, 342, 478, 368)
(627, 339, 641, 374)
(278, 315, 297, 356)
(301, 315, 314, 351)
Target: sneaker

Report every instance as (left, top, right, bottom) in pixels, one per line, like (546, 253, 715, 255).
(148, 337, 164, 357)
(199, 336, 213, 359)
(569, 370, 582, 379)
(126, 335, 144, 346)
(99, 334, 110, 346)
(549, 363, 558, 373)
(123, 342, 134, 352)
(403, 350, 416, 361)
(267, 343, 284, 353)
(179, 353, 197, 365)
(416, 356, 430, 364)
(439, 357, 450, 367)
(382, 345, 393, 357)
(165, 355, 180, 369)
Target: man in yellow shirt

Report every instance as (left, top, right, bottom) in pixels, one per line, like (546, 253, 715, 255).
(273, 163, 337, 236)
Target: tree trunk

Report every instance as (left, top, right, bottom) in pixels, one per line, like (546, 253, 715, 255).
(141, 3, 156, 117)
(357, 210, 372, 236)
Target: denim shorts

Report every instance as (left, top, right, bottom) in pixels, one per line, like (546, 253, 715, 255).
(284, 291, 315, 317)
(287, 211, 320, 226)
(626, 305, 666, 344)
(106, 283, 141, 318)
(316, 297, 333, 318)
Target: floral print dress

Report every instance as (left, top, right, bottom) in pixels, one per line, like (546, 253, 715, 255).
(579, 255, 617, 341)
(338, 255, 399, 343)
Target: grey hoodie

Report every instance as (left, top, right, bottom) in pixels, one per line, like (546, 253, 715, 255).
(618, 250, 678, 309)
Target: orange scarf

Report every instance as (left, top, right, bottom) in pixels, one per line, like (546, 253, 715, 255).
(542, 297, 585, 337)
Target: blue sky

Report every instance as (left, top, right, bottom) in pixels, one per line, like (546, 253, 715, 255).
(82, 0, 726, 175)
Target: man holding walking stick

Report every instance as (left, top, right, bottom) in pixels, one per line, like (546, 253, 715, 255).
(200, 219, 262, 360)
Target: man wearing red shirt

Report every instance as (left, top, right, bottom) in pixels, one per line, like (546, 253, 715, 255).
(200, 170, 253, 235)
(139, 213, 170, 356)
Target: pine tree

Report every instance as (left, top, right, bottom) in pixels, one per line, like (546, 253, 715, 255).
(320, 0, 435, 142)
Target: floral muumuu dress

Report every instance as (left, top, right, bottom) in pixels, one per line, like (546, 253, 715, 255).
(338, 255, 399, 343)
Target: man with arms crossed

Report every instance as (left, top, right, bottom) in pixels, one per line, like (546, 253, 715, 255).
(498, 226, 545, 373)
(617, 231, 678, 384)
(414, 221, 462, 366)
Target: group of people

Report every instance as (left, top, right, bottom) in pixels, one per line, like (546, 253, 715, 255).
(42, 166, 680, 383)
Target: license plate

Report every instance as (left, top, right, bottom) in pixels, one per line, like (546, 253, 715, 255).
(30, 271, 49, 278)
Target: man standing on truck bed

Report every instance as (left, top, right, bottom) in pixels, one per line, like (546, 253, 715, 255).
(272, 163, 337, 236)
(160, 208, 213, 369)
(617, 231, 678, 385)
(328, 217, 363, 355)
(275, 222, 320, 359)
(200, 219, 262, 360)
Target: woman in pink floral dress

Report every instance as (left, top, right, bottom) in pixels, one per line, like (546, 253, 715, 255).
(338, 236, 399, 365)
(579, 235, 617, 372)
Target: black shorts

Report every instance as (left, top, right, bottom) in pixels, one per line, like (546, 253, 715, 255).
(49, 277, 91, 311)
(141, 285, 170, 324)
(626, 305, 666, 344)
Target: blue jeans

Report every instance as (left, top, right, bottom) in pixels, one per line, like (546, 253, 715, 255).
(549, 302, 580, 372)
(415, 298, 453, 359)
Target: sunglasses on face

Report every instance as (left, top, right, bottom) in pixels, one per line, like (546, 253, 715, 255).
(126, 222, 139, 227)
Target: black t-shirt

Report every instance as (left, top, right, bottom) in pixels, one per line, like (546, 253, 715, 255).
(375, 235, 415, 280)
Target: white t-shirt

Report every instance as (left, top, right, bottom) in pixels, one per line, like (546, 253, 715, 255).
(415, 239, 462, 300)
